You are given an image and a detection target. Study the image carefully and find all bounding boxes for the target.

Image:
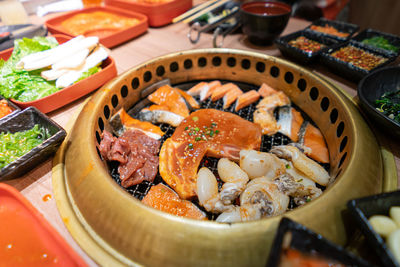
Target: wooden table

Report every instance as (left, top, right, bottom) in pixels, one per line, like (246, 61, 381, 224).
(4, 8, 400, 266)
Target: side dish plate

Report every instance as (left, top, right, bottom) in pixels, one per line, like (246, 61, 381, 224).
(45, 6, 148, 48)
(0, 106, 66, 180)
(0, 34, 118, 113)
(0, 183, 86, 265)
(104, 0, 192, 27)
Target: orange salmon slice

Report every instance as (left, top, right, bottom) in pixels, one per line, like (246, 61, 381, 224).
(303, 123, 329, 164)
(148, 84, 189, 117)
(223, 87, 243, 109)
(142, 184, 207, 220)
(211, 83, 240, 101)
(258, 83, 278, 97)
(235, 90, 260, 111)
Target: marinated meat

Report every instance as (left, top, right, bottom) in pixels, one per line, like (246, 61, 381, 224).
(159, 109, 262, 200)
(99, 129, 161, 187)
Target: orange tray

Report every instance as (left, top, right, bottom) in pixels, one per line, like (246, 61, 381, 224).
(0, 34, 117, 113)
(0, 183, 87, 266)
(104, 0, 192, 27)
(45, 6, 148, 48)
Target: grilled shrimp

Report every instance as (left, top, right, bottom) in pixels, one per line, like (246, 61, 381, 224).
(270, 145, 330, 186)
(239, 149, 286, 179)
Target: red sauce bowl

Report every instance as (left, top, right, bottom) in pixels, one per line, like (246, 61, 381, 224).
(240, 1, 291, 46)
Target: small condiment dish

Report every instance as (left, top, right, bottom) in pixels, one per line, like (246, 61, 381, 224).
(240, 1, 291, 46)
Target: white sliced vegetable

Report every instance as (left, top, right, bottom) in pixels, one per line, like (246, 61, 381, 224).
(41, 68, 68, 81)
(51, 48, 89, 70)
(17, 36, 99, 71)
(369, 215, 397, 238)
(390, 207, 400, 227)
(16, 35, 85, 69)
(55, 46, 108, 88)
(387, 229, 400, 264)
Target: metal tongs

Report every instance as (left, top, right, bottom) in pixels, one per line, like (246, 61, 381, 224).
(174, 0, 241, 48)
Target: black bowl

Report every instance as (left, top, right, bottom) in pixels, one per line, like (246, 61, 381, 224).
(347, 191, 400, 267)
(0, 106, 66, 180)
(357, 66, 400, 138)
(240, 1, 291, 46)
(267, 217, 371, 267)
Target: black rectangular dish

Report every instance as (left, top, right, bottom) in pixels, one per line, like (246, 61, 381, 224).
(266, 217, 371, 267)
(351, 28, 400, 55)
(0, 95, 20, 122)
(0, 106, 66, 180)
(275, 30, 339, 64)
(320, 39, 397, 82)
(305, 17, 359, 41)
(347, 191, 400, 267)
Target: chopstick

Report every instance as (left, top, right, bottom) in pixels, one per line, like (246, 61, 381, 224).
(182, 0, 231, 24)
(172, 0, 220, 23)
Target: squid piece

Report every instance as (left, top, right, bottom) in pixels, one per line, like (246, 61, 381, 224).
(196, 167, 233, 214)
(216, 177, 290, 223)
(217, 158, 249, 205)
(239, 149, 286, 180)
(270, 145, 330, 186)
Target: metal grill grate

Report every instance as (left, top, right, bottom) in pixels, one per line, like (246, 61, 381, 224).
(107, 81, 327, 219)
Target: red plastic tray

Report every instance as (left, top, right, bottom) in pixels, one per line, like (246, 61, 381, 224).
(0, 34, 117, 113)
(0, 183, 87, 266)
(45, 6, 148, 48)
(104, 0, 192, 27)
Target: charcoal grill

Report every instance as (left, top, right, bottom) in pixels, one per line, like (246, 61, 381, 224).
(53, 49, 395, 266)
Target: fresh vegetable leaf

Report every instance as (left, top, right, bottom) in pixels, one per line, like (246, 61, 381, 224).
(75, 65, 102, 83)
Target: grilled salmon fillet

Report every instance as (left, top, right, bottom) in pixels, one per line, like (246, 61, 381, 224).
(142, 184, 207, 220)
(159, 109, 262, 199)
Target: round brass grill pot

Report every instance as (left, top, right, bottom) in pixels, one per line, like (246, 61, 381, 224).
(54, 49, 384, 266)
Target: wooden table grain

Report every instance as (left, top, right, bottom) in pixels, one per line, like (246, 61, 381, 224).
(3, 6, 399, 266)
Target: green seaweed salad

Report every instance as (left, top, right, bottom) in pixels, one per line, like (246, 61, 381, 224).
(362, 36, 399, 53)
(0, 37, 101, 102)
(0, 125, 49, 169)
(375, 88, 400, 124)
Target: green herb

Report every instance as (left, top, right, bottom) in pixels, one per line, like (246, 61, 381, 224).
(375, 89, 400, 123)
(208, 130, 214, 137)
(285, 164, 291, 169)
(192, 116, 199, 122)
(188, 143, 193, 149)
(195, 137, 201, 141)
(194, 127, 199, 132)
(215, 130, 220, 134)
(306, 197, 311, 202)
(362, 36, 399, 53)
(185, 126, 189, 130)
(0, 125, 48, 169)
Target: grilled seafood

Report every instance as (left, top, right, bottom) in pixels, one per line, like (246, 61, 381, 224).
(239, 149, 286, 180)
(148, 84, 190, 117)
(216, 173, 322, 223)
(110, 109, 164, 140)
(223, 86, 243, 109)
(218, 158, 249, 205)
(235, 90, 260, 111)
(216, 177, 290, 222)
(196, 167, 234, 214)
(270, 145, 330, 186)
(159, 109, 262, 199)
(137, 108, 184, 127)
(142, 183, 207, 220)
(253, 88, 290, 135)
(277, 107, 304, 143)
